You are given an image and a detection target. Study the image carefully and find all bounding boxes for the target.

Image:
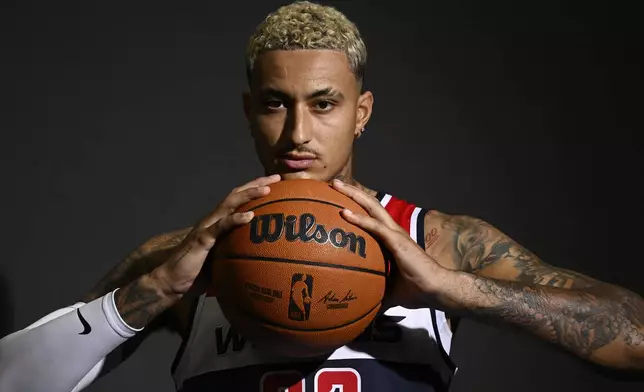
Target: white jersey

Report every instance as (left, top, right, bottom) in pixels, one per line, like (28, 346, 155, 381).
(171, 192, 456, 392)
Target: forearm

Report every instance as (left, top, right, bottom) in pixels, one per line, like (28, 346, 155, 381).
(0, 292, 135, 392)
(114, 267, 182, 329)
(0, 269, 184, 392)
(434, 270, 644, 370)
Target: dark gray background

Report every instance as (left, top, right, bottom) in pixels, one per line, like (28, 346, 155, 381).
(2, 0, 642, 391)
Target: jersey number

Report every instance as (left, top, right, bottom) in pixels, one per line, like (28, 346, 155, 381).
(260, 368, 361, 392)
(314, 368, 361, 392)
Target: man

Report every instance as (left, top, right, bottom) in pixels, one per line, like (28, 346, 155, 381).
(1, 1, 643, 391)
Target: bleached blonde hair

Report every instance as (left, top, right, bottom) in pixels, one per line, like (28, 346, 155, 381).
(245, 1, 367, 83)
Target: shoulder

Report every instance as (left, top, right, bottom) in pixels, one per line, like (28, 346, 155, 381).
(422, 209, 514, 273)
(376, 192, 464, 271)
(421, 209, 481, 271)
(422, 209, 472, 243)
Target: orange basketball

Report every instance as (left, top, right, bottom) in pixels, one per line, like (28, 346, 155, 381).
(212, 179, 387, 357)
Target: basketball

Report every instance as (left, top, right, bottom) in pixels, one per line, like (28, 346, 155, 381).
(211, 179, 388, 357)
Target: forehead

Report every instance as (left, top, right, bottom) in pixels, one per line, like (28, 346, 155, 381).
(251, 50, 357, 93)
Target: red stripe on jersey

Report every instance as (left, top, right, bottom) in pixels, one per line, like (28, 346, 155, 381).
(383, 195, 417, 234)
(382, 195, 418, 278)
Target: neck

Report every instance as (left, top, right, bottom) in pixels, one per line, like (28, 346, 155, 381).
(331, 157, 378, 198)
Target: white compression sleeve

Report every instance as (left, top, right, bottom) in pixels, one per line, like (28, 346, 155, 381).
(0, 289, 142, 392)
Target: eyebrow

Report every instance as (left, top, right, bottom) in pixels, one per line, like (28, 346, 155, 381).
(259, 87, 345, 100)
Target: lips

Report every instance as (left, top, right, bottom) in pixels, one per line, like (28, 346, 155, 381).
(279, 153, 317, 170)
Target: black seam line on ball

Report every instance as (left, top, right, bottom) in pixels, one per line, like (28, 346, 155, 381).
(218, 254, 387, 277)
(246, 198, 346, 212)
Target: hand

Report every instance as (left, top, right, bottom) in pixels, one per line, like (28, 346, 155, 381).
(331, 179, 445, 309)
(154, 175, 281, 296)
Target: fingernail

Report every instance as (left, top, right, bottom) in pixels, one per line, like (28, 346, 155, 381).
(343, 208, 353, 215)
(333, 179, 344, 186)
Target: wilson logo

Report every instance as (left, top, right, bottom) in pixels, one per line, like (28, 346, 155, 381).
(249, 213, 367, 258)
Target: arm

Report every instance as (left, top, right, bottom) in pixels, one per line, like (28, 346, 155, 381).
(425, 212, 644, 371)
(0, 175, 277, 392)
(0, 228, 192, 392)
(81, 228, 193, 331)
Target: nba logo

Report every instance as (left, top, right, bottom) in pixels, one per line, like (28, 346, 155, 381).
(288, 273, 313, 321)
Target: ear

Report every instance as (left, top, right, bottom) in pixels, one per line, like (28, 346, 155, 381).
(242, 91, 251, 123)
(355, 91, 374, 139)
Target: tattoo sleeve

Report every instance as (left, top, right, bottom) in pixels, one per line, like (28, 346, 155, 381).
(80, 229, 189, 303)
(81, 229, 190, 330)
(438, 215, 644, 369)
(113, 272, 178, 329)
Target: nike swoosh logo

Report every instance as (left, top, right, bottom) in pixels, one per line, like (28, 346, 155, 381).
(77, 308, 92, 335)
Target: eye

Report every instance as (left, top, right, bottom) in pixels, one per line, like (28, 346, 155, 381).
(265, 100, 284, 109)
(314, 100, 335, 111)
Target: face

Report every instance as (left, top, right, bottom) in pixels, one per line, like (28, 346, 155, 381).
(243, 50, 373, 182)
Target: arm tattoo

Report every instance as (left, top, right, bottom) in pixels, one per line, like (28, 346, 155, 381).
(113, 274, 173, 329)
(440, 214, 644, 367)
(442, 215, 594, 288)
(81, 229, 189, 303)
(466, 275, 644, 362)
(113, 241, 193, 329)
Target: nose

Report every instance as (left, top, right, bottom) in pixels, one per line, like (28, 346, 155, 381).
(285, 103, 313, 146)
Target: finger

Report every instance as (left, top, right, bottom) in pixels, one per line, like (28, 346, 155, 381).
(332, 180, 401, 231)
(232, 174, 281, 194)
(201, 185, 270, 227)
(220, 184, 271, 212)
(208, 211, 255, 240)
(189, 211, 256, 254)
(343, 209, 420, 261)
(341, 209, 400, 248)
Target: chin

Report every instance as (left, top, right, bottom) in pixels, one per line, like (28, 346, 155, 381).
(278, 170, 332, 183)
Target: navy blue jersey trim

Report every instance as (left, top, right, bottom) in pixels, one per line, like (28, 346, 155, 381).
(416, 208, 429, 249)
(430, 308, 458, 372)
